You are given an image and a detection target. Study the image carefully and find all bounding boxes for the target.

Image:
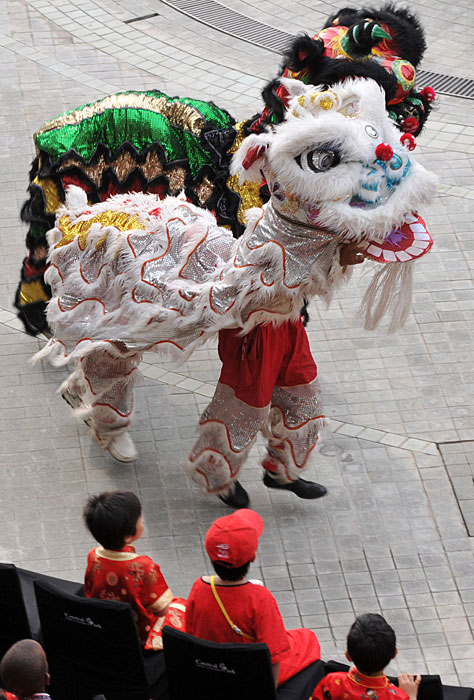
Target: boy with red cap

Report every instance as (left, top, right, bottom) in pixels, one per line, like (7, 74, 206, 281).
(185, 509, 320, 686)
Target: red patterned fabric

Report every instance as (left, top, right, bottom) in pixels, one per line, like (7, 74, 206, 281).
(84, 544, 173, 645)
(312, 669, 409, 700)
(1, 694, 51, 700)
(23, 258, 48, 279)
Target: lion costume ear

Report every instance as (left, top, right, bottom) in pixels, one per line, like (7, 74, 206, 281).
(280, 77, 313, 98)
(230, 132, 272, 182)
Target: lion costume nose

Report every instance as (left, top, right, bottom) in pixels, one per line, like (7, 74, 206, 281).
(375, 143, 394, 161)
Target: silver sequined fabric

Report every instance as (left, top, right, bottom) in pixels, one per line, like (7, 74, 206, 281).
(46, 195, 343, 359)
(236, 204, 340, 288)
(199, 382, 268, 452)
(188, 378, 326, 490)
(271, 378, 325, 429)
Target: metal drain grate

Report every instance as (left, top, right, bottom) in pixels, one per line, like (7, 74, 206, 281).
(160, 0, 293, 52)
(416, 70, 474, 99)
(162, 0, 474, 100)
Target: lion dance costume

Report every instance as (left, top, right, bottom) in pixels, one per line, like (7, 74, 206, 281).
(15, 4, 435, 339)
(33, 77, 437, 501)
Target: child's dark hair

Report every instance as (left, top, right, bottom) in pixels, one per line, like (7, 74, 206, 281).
(347, 613, 396, 674)
(211, 560, 251, 582)
(83, 491, 141, 550)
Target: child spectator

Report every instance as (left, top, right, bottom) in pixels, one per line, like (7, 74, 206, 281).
(185, 508, 321, 687)
(0, 639, 51, 699)
(83, 491, 185, 650)
(312, 613, 421, 700)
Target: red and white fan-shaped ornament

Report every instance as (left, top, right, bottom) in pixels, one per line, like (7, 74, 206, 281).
(364, 213, 433, 263)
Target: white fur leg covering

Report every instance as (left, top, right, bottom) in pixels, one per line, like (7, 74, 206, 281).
(360, 261, 414, 333)
(263, 412, 327, 483)
(58, 367, 88, 407)
(263, 378, 328, 483)
(187, 381, 269, 493)
(187, 421, 254, 494)
(62, 349, 141, 448)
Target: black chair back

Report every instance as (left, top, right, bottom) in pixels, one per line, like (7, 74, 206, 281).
(444, 687, 474, 700)
(163, 626, 277, 700)
(0, 563, 32, 657)
(17, 566, 83, 641)
(34, 580, 166, 700)
(278, 660, 326, 699)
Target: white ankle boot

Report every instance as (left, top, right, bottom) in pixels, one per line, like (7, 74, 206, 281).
(108, 432, 138, 463)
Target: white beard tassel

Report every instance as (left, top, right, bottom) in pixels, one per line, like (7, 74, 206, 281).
(360, 261, 414, 334)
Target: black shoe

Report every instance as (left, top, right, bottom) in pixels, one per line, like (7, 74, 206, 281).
(300, 300, 310, 327)
(218, 481, 250, 509)
(263, 472, 327, 499)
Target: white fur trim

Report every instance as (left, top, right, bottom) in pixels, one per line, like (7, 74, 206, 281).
(64, 185, 88, 213)
(230, 132, 273, 182)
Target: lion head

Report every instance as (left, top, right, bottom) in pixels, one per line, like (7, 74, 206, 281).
(232, 77, 437, 242)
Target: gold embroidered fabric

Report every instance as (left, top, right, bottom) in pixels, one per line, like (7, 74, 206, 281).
(226, 122, 264, 225)
(19, 279, 50, 305)
(56, 212, 146, 249)
(32, 175, 61, 215)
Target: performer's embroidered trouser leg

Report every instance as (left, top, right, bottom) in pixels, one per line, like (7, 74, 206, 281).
(60, 348, 141, 448)
(188, 320, 326, 494)
(263, 379, 325, 484)
(262, 319, 326, 484)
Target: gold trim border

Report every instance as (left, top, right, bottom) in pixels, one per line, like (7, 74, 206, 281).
(35, 93, 206, 141)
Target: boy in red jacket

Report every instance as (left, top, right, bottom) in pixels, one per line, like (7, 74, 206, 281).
(312, 613, 421, 700)
(83, 491, 185, 649)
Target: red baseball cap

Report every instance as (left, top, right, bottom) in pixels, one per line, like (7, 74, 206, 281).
(205, 509, 264, 568)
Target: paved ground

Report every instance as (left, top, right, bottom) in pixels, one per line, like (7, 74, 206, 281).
(0, 0, 474, 687)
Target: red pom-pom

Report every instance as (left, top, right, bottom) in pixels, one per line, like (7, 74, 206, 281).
(420, 86, 436, 103)
(400, 133, 417, 151)
(402, 117, 419, 134)
(375, 143, 394, 162)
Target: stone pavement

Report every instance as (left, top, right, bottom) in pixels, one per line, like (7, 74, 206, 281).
(0, 0, 473, 687)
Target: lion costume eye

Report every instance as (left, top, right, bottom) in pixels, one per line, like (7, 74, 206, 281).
(295, 147, 340, 173)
